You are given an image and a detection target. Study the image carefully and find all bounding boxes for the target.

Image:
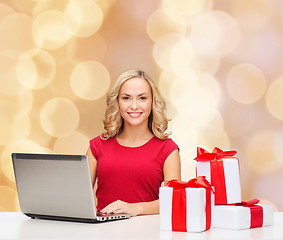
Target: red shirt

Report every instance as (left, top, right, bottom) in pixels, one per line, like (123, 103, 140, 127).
(89, 135, 178, 211)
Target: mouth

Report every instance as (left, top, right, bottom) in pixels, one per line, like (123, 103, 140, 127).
(128, 112, 142, 118)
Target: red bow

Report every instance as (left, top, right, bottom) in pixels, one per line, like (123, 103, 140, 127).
(194, 147, 237, 162)
(167, 176, 214, 232)
(234, 199, 260, 207)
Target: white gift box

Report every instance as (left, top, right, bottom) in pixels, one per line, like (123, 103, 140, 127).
(214, 204, 273, 230)
(159, 186, 214, 232)
(196, 158, 241, 204)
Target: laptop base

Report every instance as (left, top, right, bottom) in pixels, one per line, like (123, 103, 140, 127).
(25, 213, 130, 223)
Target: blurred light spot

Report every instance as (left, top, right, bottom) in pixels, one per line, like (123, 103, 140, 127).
(245, 130, 279, 175)
(170, 117, 198, 180)
(190, 36, 221, 74)
(191, 11, 240, 57)
(64, 0, 103, 37)
(199, 73, 221, 103)
(146, 9, 186, 42)
(197, 110, 229, 149)
(163, 0, 206, 17)
(230, 0, 272, 31)
(170, 37, 194, 72)
(40, 98, 80, 137)
(32, 10, 71, 50)
(0, 114, 30, 146)
(66, 34, 107, 64)
(158, 70, 178, 99)
(265, 76, 283, 121)
(0, 186, 19, 211)
(255, 174, 283, 211)
(274, 128, 283, 165)
(170, 76, 218, 127)
(227, 63, 266, 104)
(16, 49, 56, 89)
(0, 13, 35, 52)
(0, 50, 29, 96)
(70, 61, 110, 101)
(224, 104, 255, 136)
(1, 139, 48, 182)
(0, 3, 15, 21)
(53, 132, 89, 154)
(33, 0, 70, 15)
(0, 91, 33, 119)
(153, 33, 184, 70)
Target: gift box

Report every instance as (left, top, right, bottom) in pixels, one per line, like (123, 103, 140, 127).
(214, 199, 273, 230)
(194, 147, 241, 205)
(159, 176, 214, 232)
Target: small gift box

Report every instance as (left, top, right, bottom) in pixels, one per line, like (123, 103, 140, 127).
(194, 147, 241, 205)
(159, 176, 214, 232)
(214, 199, 273, 230)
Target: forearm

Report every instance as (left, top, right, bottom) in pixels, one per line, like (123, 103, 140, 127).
(133, 199, 159, 216)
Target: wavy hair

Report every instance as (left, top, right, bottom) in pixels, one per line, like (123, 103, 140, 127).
(102, 69, 170, 139)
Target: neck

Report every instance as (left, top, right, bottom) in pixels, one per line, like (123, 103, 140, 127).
(118, 123, 154, 141)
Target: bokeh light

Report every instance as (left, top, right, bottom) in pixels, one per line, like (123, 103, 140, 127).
(66, 33, 107, 64)
(0, 186, 19, 211)
(64, 0, 103, 37)
(0, 13, 35, 52)
(190, 11, 240, 57)
(0, 3, 15, 20)
(1, 139, 48, 182)
(265, 76, 283, 121)
(70, 61, 110, 101)
(227, 63, 267, 104)
(146, 9, 186, 42)
(230, 0, 272, 32)
(32, 10, 71, 50)
(170, 37, 194, 72)
(16, 49, 56, 89)
(245, 130, 279, 175)
(153, 33, 184, 70)
(53, 132, 89, 154)
(0, 50, 29, 96)
(40, 98, 80, 137)
(163, 0, 206, 17)
(0, 114, 30, 146)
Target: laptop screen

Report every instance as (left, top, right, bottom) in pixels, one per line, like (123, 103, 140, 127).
(12, 153, 97, 220)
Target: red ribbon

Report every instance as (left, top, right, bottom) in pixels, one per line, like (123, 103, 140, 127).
(194, 147, 238, 204)
(167, 176, 214, 232)
(234, 199, 263, 228)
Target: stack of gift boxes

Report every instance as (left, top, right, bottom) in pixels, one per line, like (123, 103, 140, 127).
(160, 147, 274, 232)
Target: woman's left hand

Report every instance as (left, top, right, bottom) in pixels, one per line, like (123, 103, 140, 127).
(100, 200, 141, 216)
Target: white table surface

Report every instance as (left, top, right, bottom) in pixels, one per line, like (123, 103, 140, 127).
(1, 212, 282, 240)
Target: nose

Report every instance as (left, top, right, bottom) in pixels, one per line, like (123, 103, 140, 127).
(131, 99, 138, 110)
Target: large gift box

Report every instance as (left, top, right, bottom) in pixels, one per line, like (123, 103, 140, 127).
(194, 147, 241, 205)
(159, 176, 214, 232)
(214, 199, 273, 230)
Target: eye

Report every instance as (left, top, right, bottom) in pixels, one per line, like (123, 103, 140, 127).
(140, 96, 147, 100)
(122, 96, 130, 100)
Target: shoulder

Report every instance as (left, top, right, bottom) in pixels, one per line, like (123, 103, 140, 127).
(90, 135, 115, 146)
(152, 137, 178, 149)
(89, 135, 116, 159)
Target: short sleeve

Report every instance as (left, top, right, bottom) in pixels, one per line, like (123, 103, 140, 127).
(162, 138, 179, 163)
(89, 135, 101, 160)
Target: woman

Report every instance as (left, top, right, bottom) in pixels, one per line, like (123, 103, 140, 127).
(86, 69, 181, 216)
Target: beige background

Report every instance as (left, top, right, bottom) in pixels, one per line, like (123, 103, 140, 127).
(0, 0, 282, 212)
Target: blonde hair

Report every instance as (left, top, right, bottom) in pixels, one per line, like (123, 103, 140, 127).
(102, 69, 170, 139)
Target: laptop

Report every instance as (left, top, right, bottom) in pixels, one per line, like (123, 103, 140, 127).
(12, 153, 131, 223)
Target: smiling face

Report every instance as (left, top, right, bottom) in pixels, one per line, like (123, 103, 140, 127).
(118, 77, 152, 130)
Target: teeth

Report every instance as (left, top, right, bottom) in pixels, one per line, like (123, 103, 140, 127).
(129, 113, 141, 117)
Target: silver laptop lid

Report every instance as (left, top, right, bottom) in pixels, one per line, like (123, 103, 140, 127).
(12, 153, 97, 220)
